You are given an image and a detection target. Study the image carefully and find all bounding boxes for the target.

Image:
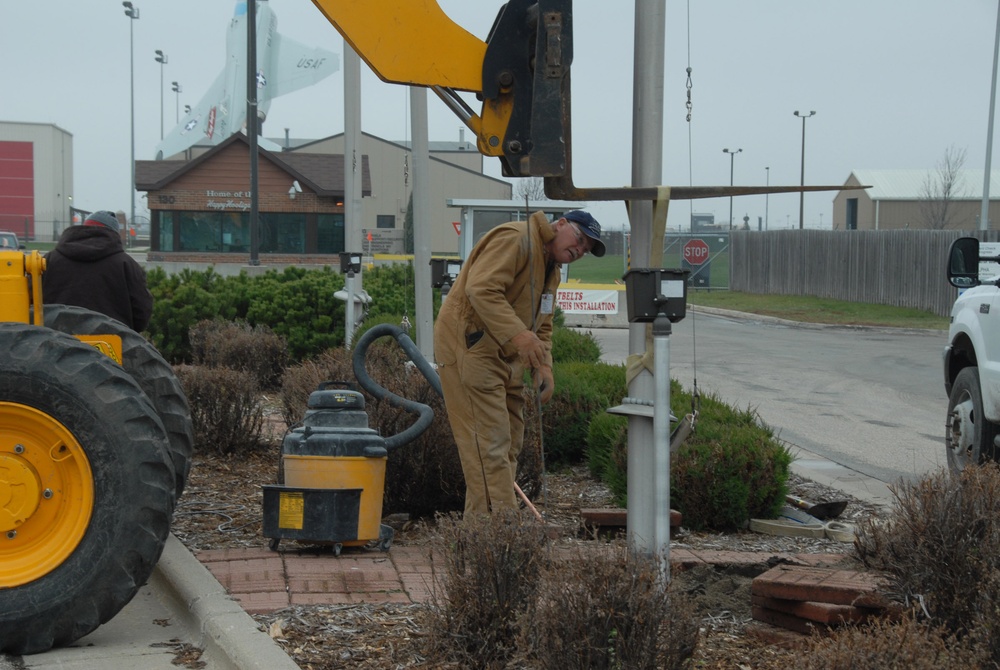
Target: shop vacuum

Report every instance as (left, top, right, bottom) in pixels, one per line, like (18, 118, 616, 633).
(262, 324, 441, 554)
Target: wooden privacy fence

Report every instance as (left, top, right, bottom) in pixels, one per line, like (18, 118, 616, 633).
(728, 229, 1000, 318)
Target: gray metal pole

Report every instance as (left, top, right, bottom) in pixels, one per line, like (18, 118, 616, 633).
(247, 0, 259, 265)
(127, 7, 137, 238)
(765, 166, 770, 230)
(411, 87, 434, 359)
(626, 0, 666, 557)
(652, 315, 672, 564)
(982, 2, 1000, 231)
(794, 110, 815, 229)
(344, 45, 364, 338)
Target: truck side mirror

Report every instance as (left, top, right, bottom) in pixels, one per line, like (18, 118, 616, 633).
(947, 237, 980, 288)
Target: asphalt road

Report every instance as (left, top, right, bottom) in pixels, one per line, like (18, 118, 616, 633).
(584, 310, 948, 487)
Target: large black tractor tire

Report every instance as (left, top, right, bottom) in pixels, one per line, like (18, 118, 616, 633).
(0, 324, 175, 655)
(38, 304, 193, 500)
(946, 366, 1000, 472)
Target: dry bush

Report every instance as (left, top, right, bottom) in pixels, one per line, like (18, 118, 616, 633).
(174, 364, 264, 455)
(802, 615, 989, 669)
(279, 343, 544, 517)
(855, 464, 1000, 663)
(278, 348, 355, 427)
(424, 509, 550, 669)
(190, 319, 289, 391)
(521, 548, 699, 670)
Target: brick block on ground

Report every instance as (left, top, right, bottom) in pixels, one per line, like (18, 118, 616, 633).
(751, 594, 878, 626)
(580, 508, 682, 529)
(744, 621, 810, 650)
(751, 564, 891, 608)
(752, 605, 831, 636)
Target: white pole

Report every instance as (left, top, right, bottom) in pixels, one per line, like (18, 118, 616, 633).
(626, 0, 666, 556)
(411, 87, 434, 359)
(981, 2, 1000, 231)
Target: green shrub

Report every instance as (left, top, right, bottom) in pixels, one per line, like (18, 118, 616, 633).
(855, 464, 1000, 664)
(543, 361, 628, 466)
(586, 412, 629, 505)
(174, 364, 264, 456)
(244, 266, 345, 360)
(584, 381, 792, 530)
(670, 395, 791, 530)
(550, 326, 602, 364)
(146, 263, 436, 365)
(147, 267, 232, 362)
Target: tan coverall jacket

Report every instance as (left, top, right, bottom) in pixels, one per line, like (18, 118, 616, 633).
(433, 211, 560, 514)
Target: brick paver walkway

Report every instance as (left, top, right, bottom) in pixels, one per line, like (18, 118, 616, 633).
(195, 544, 848, 615)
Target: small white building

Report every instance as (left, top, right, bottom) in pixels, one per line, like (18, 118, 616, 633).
(0, 121, 74, 241)
(834, 169, 1000, 230)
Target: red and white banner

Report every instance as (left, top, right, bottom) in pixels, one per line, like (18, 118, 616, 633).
(556, 288, 620, 315)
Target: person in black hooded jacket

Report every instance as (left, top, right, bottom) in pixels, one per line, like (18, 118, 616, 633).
(42, 210, 153, 332)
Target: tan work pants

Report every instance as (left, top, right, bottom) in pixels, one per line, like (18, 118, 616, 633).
(438, 340, 525, 516)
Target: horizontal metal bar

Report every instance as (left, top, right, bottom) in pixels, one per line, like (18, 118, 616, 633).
(544, 176, 870, 202)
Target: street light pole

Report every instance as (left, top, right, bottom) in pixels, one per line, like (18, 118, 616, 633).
(764, 166, 770, 231)
(794, 110, 816, 230)
(172, 81, 182, 123)
(722, 147, 742, 230)
(123, 2, 139, 240)
(155, 50, 167, 140)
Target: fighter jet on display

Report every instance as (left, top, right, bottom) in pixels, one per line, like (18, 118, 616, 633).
(154, 0, 339, 160)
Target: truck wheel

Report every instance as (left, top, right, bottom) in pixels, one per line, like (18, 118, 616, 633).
(0, 324, 174, 655)
(946, 366, 1000, 471)
(38, 304, 193, 500)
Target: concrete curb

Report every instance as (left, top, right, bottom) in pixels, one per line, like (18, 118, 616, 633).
(687, 304, 943, 336)
(151, 534, 299, 670)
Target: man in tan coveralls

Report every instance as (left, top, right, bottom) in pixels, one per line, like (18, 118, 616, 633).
(433, 210, 606, 515)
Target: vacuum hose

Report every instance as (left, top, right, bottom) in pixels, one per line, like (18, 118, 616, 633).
(351, 323, 443, 452)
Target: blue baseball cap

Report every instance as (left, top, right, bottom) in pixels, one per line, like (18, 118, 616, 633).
(563, 210, 606, 257)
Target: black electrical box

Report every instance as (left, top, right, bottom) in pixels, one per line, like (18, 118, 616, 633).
(430, 257, 463, 288)
(623, 268, 690, 323)
(339, 252, 362, 274)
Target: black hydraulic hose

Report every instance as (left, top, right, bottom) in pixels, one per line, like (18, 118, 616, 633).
(351, 323, 442, 452)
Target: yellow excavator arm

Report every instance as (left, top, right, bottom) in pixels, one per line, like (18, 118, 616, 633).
(311, 0, 862, 201)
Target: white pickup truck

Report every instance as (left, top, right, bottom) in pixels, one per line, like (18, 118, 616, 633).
(945, 237, 1000, 471)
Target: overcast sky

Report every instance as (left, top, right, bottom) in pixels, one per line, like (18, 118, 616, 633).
(3, 1, 999, 234)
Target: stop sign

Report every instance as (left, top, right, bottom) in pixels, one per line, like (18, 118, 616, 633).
(683, 239, 710, 265)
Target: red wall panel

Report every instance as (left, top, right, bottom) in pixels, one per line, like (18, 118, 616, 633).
(0, 141, 34, 237)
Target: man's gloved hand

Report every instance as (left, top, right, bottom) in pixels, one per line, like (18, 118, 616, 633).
(511, 330, 545, 369)
(534, 365, 554, 404)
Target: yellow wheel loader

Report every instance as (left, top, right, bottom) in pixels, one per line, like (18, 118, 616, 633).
(0, 250, 192, 655)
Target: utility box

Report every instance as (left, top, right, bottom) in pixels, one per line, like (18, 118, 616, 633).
(339, 252, 362, 274)
(623, 268, 690, 323)
(430, 257, 463, 288)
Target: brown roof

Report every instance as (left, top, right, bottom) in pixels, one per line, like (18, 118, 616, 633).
(135, 134, 371, 196)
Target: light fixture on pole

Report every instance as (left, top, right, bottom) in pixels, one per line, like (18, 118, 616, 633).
(764, 166, 770, 231)
(172, 82, 182, 124)
(794, 110, 816, 230)
(184, 104, 191, 116)
(154, 50, 167, 139)
(722, 147, 742, 230)
(123, 1, 139, 241)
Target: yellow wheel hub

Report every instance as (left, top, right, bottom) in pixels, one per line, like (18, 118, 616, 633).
(0, 402, 93, 587)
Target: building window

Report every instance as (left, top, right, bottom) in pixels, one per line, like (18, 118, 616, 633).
(159, 211, 175, 251)
(317, 213, 345, 253)
(260, 213, 306, 253)
(376, 214, 395, 229)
